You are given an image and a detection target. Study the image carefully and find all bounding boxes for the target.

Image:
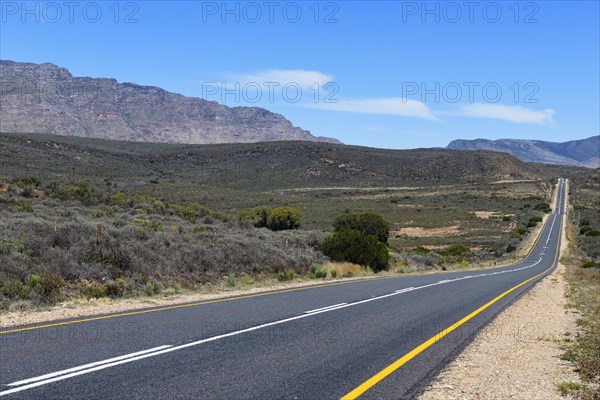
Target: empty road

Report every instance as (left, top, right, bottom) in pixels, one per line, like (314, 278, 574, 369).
(0, 179, 567, 399)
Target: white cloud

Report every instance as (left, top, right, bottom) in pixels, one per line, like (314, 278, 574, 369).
(310, 97, 437, 120)
(458, 103, 555, 125)
(231, 69, 334, 88)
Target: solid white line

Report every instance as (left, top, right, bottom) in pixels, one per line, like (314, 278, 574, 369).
(6, 345, 172, 387)
(304, 303, 347, 314)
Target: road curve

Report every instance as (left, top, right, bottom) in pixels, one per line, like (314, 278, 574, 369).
(0, 179, 567, 399)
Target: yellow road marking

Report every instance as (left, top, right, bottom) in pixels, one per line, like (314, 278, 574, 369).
(341, 212, 562, 399)
(1, 186, 560, 336)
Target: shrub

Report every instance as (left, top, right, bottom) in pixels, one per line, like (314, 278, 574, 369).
(440, 244, 471, 257)
(267, 207, 301, 231)
(192, 224, 207, 233)
(1, 279, 30, 299)
(83, 282, 106, 299)
(35, 274, 64, 304)
(27, 274, 41, 288)
(321, 230, 389, 272)
(237, 206, 272, 228)
(146, 221, 164, 232)
(506, 244, 517, 253)
(528, 216, 543, 228)
(533, 202, 551, 213)
(330, 269, 338, 278)
(108, 192, 127, 205)
(144, 281, 156, 296)
(277, 269, 295, 281)
(15, 201, 34, 213)
(226, 275, 236, 287)
(333, 212, 390, 243)
(309, 264, 327, 279)
(581, 261, 600, 269)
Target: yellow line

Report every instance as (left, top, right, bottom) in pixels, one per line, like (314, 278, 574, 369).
(341, 212, 562, 399)
(2, 184, 562, 336)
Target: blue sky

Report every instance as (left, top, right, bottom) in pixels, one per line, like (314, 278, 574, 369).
(1, 1, 598, 148)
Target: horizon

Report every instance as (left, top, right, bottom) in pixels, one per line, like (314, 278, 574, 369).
(1, 1, 599, 149)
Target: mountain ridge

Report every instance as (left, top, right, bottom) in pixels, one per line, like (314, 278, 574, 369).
(0, 60, 341, 145)
(447, 136, 600, 168)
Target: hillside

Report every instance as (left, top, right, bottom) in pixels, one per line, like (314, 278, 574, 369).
(447, 136, 600, 168)
(1, 131, 562, 191)
(0, 60, 340, 145)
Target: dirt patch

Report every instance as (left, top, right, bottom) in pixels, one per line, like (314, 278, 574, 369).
(395, 225, 461, 237)
(473, 211, 495, 219)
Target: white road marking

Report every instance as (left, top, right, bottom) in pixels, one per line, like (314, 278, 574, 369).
(6, 346, 172, 387)
(304, 303, 347, 314)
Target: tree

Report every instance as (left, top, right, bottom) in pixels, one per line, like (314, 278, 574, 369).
(321, 230, 389, 272)
(333, 211, 390, 243)
(267, 207, 301, 231)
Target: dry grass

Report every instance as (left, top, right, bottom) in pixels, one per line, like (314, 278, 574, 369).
(323, 261, 372, 278)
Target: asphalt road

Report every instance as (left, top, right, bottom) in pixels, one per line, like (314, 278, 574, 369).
(0, 179, 567, 399)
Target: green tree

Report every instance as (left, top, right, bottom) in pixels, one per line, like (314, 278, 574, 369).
(267, 207, 301, 231)
(333, 211, 390, 243)
(321, 230, 389, 272)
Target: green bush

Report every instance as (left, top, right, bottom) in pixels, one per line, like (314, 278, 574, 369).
(27, 274, 41, 288)
(35, 274, 64, 304)
(581, 261, 600, 269)
(277, 269, 295, 281)
(506, 244, 517, 253)
(309, 264, 327, 279)
(321, 230, 389, 272)
(108, 192, 127, 205)
(330, 269, 338, 278)
(192, 224, 208, 233)
(533, 202, 551, 213)
(440, 244, 471, 257)
(83, 282, 106, 299)
(145, 221, 164, 232)
(528, 216, 543, 228)
(16, 201, 34, 213)
(1, 279, 30, 299)
(332, 212, 390, 243)
(237, 206, 272, 228)
(144, 281, 157, 296)
(267, 207, 301, 231)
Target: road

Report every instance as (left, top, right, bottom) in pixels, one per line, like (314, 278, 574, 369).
(0, 179, 567, 399)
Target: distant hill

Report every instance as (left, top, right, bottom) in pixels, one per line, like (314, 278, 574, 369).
(447, 136, 600, 168)
(1, 132, 584, 191)
(0, 60, 340, 145)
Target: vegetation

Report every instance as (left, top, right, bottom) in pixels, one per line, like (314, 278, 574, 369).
(0, 132, 575, 309)
(561, 174, 600, 399)
(321, 227, 390, 272)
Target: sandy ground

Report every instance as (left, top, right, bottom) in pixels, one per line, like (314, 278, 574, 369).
(395, 225, 462, 237)
(419, 180, 577, 400)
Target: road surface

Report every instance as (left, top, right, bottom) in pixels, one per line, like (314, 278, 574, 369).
(0, 179, 567, 399)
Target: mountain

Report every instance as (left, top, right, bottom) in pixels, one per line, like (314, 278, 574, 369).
(447, 136, 600, 168)
(0, 60, 340, 145)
